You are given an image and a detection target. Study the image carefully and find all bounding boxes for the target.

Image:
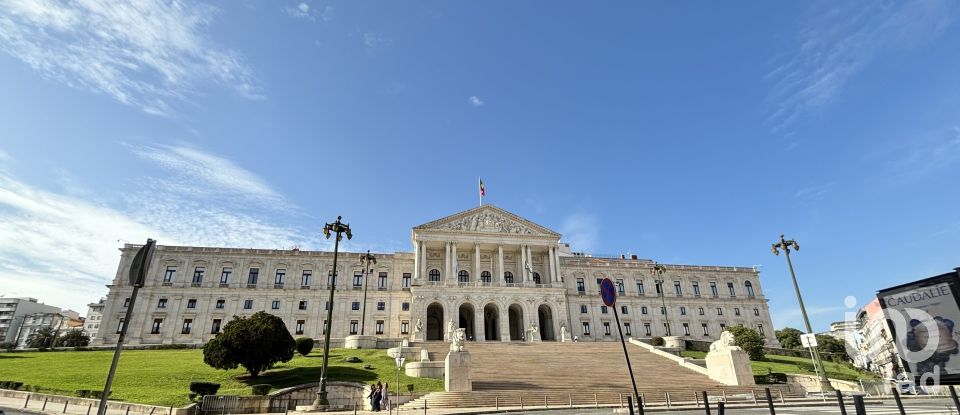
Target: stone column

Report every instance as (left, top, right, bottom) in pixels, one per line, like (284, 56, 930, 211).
(420, 242, 428, 281)
(527, 245, 534, 281)
(519, 244, 526, 281)
(413, 240, 421, 280)
(474, 244, 480, 284)
(548, 246, 556, 282)
(500, 308, 511, 342)
(497, 245, 504, 284)
(553, 247, 562, 282)
(444, 242, 451, 282)
(452, 243, 458, 277)
(474, 307, 485, 342)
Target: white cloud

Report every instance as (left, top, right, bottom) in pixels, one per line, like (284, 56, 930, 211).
(468, 96, 484, 107)
(559, 212, 599, 252)
(884, 126, 960, 183)
(0, 0, 261, 116)
(794, 181, 837, 200)
(362, 32, 391, 50)
(284, 2, 330, 21)
(765, 1, 956, 131)
(0, 149, 10, 162)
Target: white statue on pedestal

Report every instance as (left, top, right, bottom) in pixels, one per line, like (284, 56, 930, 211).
(709, 331, 741, 352)
(526, 321, 539, 342)
(449, 328, 466, 352)
(559, 323, 568, 342)
(447, 319, 456, 340)
(414, 318, 422, 334)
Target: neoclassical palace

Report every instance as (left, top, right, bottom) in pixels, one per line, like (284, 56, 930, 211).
(95, 205, 778, 346)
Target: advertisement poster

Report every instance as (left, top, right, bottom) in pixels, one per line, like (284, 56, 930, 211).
(878, 270, 960, 385)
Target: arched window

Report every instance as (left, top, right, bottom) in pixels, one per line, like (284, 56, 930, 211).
(458, 270, 470, 283)
(533, 272, 541, 285)
(481, 271, 492, 285)
(504, 271, 514, 284)
(745, 281, 755, 298)
(428, 269, 440, 282)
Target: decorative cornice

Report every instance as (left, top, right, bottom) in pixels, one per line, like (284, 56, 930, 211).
(413, 204, 561, 238)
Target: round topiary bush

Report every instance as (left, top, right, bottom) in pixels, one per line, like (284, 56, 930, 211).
(344, 356, 362, 363)
(295, 337, 314, 356)
(189, 381, 221, 398)
(652, 336, 665, 347)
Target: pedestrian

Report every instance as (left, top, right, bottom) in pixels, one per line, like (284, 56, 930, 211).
(382, 382, 390, 411)
(368, 383, 378, 411)
(374, 381, 383, 411)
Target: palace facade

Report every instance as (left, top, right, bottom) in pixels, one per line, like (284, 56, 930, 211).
(94, 205, 778, 346)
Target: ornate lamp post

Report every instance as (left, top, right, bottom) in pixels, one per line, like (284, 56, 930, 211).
(650, 262, 671, 336)
(314, 216, 352, 409)
(772, 234, 833, 393)
(359, 250, 377, 335)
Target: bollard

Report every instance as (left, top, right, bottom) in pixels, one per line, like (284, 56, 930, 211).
(43, 397, 49, 411)
(752, 390, 758, 405)
(495, 396, 499, 410)
(544, 394, 548, 408)
(64, 400, 69, 413)
(694, 391, 700, 407)
(24, 394, 31, 409)
(778, 389, 785, 404)
(423, 398, 427, 415)
(666, 392, 671, 408)
(353, 402, 356, 415)
(126, 406, 131, 415)
(620, 393, 624, 408)
(950, 385, 960, 413)
(520, 395, 524, 410)
(87, 403, 93, 415)
(891, 388, 905, 415)
(717, 401, 725, 415)
(594, 393, 598, 408)
(835, 389, 847, 415)
(627, 396, 635, 415)
(852, 395, 866, 415)
(568, 394, 572, 408)
(721, 389, 727, 402)
(702, 391, 711, 415)
(168, 407, 173, 415)
(637, 394, 645, 415)
(764, 387, 775, 415)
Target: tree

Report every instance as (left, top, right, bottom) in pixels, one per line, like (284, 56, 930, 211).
(775, 327, 804, 349)
(203, 312, 295, 377)
(727, 325, 765, 361)
(55, 330, 90, 347)
(25, 327, 56, 348)
(295, 337, 314, 356)
(816, 334, 851, 362)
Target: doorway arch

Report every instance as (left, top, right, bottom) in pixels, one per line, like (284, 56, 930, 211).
(458, 303, 476, 341)
(538, 304, 556, 341)
(508, 304, 524, 341)
(426, 302, 444, 341)
(483, 303, 500, 341)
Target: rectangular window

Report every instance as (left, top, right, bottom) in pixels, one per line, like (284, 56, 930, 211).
(248, 268, 259, 286)
(275, 269, 286, 286)
(727, 282, 736, 297)
(644, 323, 651, 336)
(747, 283, 756, 298)
(655, 281, 663, 296)
(683, 323, 690, 336)
(216, 299, 225, 309)
(692, 282, 700, 297)
(603, 322, 611, 336)
(123, 298, 130, 307)
(624, 322, 632, 336)
(271, 300, 280, 310)
(402, 302, 410, 311)
(621, 305, 628, 314)
(164, 266, 176, 283)
(186, 299, 197, 309)
(193, 267, 205, 284)
(401, 320, 409, 334)
(576, 278, 585, 293)
(698, 307, 705, 316)
(596, 278, 603, 293)
(349, 320, 358, 335)
(352, 301, 360, 311)
(299, 300, 308, 310)
(664, 322, 671, 336)
(378, 272, 388, 289)
(243, 299, 253, 309)
(735, 307, 741, 316)
(636, 281, 645, 294)
(582, 321, 591, 336)
(181, 319, 192, 334)
(680, 306, 687, 315)
(296, 320, 305, 335)
(710, 282, 718, 297)
(151, 318, 162, 334)
(641, 306, 648, 315)
(580, 305, 588, 314)
(402, 273, 411, 288)
(325, 301, 330, 310)
(758, 324, 765, 336)
(301, 270, 312, 287)
(353, 272, 363, 288)
(600, 306, 608, 314)
(322, 320, 327, 334)
(717, 307, 723, 315)
(377, 301, 385, 311)
(674, 281, 682, 296)
(754, 308, 760, 316)
(375, 320, 384, 335)
(720, 323, 726, 330)
(211, 319, 222, 334)
(157, 298, 167, 309)
(660, 306, 666, 315)
(220, 267, 232, 284)
(702, 323, 709, 336)
(616, 279, 625, 294)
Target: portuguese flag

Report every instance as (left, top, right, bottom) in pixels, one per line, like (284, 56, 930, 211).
(479, 177, 485, 197)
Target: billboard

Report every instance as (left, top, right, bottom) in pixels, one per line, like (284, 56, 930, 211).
(878, 268, 960, 385)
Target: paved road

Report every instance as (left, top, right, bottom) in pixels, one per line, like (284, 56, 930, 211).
(504, 398, 959, 414)
(0, 408, 33, 415)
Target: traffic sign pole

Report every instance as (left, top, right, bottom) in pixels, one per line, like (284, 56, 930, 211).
(601, 278, 640, 411)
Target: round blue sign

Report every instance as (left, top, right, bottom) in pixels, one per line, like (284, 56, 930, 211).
(599, 278, 617, 306)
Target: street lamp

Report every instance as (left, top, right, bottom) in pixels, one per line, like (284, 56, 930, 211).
(772, 234, 834, 393)
(359, 250, 377, 335)
(314, 216, 352, 409)
(651, 262, 670, 336)
(393, 354, 405, 415)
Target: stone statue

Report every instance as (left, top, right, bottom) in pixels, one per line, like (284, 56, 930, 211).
(526, 321, 539, 342)
(420, 348, 430, 362)
(559, 323, 568, 342)
(709, 330, 742, 353)
(447, 319, 456, 340)
(414, 319, 422, 333)
(449, 328, 467, 352)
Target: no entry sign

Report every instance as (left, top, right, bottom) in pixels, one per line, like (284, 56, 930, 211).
(600, 278, 617, 307)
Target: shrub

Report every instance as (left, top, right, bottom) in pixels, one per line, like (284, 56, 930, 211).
(0, 341, 14, 351)
(652, 337, 665, 347)
(189, 381, 221, 397)
(251, 384, 272, 396)
(30, 385, 41, 392)
(76, 390, 91, 398)
(726, 325, 765, 361)
(188, 393, 198, 402)
(203, 312, 295, 377)
(156, 344, 190, 350)
(55, 330, 90, 348)
(0, 381, 9, 389)
(25, 327, 56, 349)
(295, 337, 314, 356)
(754, 372, 787, 384)
(406, 384, 414, 392)
(90, 390, 111, 399)
(344, 356, 362, 363)
(10, 381, 23, 390)
(74, 346, 90, 352)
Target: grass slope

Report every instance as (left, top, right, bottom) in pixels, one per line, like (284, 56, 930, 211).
(680, 351, 877, 382)
(0, 348, 442, 407)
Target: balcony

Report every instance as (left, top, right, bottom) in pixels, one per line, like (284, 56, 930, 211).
(161, 282, 173, 286)
(378, 287, 388, 291)
(191, 282, 202, 287)
(300, 285, 310, 289)
(274, 283, 284, 289)
(246, 284, 257, 289)
(352, 286, 362, 290)
(219, 283, 229, 288)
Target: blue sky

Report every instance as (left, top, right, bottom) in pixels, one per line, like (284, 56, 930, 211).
(1, 1, 959, 331)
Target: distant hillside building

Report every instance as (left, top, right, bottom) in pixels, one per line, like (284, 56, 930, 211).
(95, 205, 779, 346)
(0, 297, 63, 346)
(84, 299, 106, 343)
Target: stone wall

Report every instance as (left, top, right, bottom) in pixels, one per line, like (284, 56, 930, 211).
(0, 389, 187, 415)
(786, 374, 861, 394)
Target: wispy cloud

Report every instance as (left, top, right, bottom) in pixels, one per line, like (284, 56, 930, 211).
(765, 1, 956, 131)
(885, 126, 960, 182)
(794, 181, 837, 200)
(284, 2, 331, 22)
(0, 0, 261, 116)
(468, 96, 485, 107)
(362, 32, 391, 50)
(0, 149, 10, 163)
(560, 212, 599, 252)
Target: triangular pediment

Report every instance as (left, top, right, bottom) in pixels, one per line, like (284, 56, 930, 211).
(413, 205, 561, 238)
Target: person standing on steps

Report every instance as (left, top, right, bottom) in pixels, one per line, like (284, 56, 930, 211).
(374, 381, 383, 411)
(368, 383, 379, 411)
(381, 382, 390, 411)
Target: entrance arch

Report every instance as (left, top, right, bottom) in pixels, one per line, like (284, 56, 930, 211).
(508, 304, 524, 341)
(538, 304, 556, 341)
(426, 303, 444, 341)
(458, 303, 476, 341)
(483, 303, 500, 341)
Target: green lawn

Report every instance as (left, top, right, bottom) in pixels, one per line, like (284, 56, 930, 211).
(680, 351, 877, 382)
(0, 348, 443, 407)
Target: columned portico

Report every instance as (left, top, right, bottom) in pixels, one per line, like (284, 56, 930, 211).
(497, 245, 504, 283)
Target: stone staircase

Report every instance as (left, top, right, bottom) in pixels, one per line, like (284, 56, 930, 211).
(400, 341, 800, 410)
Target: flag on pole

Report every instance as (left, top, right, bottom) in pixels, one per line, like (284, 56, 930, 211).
(479, 177, 485, 206)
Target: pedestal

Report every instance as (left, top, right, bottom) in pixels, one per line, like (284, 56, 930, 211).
(663, 336, 685, 351)
(344, 335, 378, 349)
(444, 351, 472, 392)
(706, 349, 756, 386)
